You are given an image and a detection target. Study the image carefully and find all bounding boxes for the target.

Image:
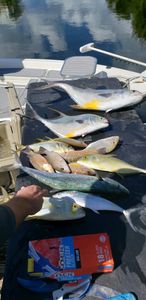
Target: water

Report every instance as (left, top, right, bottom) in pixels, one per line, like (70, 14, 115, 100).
(0, 0, 146, 72)
(1, 0, 146, 120)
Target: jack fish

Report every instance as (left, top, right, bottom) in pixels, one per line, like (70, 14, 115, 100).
(16, 140, 74, 153)
(78, 154, 146, 175)
(27, 102, 109, 137)
(51, 191, 146, 231)
(86, 136, 120, 153)
(8, 155, 129, 195)
(27, 196, 86, 221)
(37, 83, 143, 112)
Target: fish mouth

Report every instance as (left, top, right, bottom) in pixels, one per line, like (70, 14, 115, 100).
(103, 120, 109, 126)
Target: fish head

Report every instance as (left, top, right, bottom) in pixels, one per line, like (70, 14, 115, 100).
(42, 196, 86, 220)
(96, 115, 109, 128)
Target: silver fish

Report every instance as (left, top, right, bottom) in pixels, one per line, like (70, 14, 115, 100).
(16, 140, 74, 153)
(52, 191, 146, 232)
(7, 155, 129, 195)
(27, 101, 109, 138)
(27, 196, 86, 220)
(86, 136, 120, 153)
(40, 83, 143, 112)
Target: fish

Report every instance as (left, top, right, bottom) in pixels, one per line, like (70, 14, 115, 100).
(77, 154, 146, 175)
(24, 148, 54, 172)
(27, 196, 86, 221)
(86, 136, 120, 153)
(36, 82, 144, 112)
(51, 191, 146, 231)
(16, 140, 74, 153)
(27, 101, 109, 138)
(60, 148, 100, 163)
(6, 154, 129, 195)
(69, 162, 96, 176)
(39, 147, 70, 173)
(43, 137, 87, 148)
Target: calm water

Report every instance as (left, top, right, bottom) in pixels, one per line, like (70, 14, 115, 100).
(0, 0, 146, 73)
(1, 0, 146, 120)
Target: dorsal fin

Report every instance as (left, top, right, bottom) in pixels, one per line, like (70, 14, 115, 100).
(47, 106, 66, 117)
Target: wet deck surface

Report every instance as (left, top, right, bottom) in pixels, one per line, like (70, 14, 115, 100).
(2, 78, 146, 299)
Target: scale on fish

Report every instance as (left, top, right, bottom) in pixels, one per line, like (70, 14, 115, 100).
(35, 82, 144, 112)
(16, 140, 74, 153)
(26, 101, 109, 138)
(51, 191, 146, 232)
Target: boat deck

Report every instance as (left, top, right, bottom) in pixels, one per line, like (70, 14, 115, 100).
(1, 77, 146, 300)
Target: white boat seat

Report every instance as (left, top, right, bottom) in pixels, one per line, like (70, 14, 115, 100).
(60, 56, 97, 79)
(45, 70, 64, 81)
(0, 68, 46, 78)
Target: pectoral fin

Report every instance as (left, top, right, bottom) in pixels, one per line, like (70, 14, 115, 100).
(70, 104, 83, 110)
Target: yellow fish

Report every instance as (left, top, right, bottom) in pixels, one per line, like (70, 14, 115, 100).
(77, 154, 146, 175)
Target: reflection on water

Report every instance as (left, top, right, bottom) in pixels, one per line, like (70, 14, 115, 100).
(107, 0, 146, 40)
(0, 0, 146, 73)
(0, 0, 22, 20)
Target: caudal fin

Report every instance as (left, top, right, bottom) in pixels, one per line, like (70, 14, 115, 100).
(123, 205, 146, 232)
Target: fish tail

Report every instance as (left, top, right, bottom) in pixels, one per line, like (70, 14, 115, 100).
(14, 143, 26, 152)
(123, 210, 137, 232)
(26, 101, 44, 124)
(46, 106, 66, 117)
(123, 205, 146, 232)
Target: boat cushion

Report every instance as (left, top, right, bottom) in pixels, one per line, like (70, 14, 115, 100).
(0, 68, 46, 78)
(60, 56, 97, 78)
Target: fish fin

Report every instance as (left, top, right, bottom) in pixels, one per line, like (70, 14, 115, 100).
(47, 106, 66, 117)
(106, 109, 113, 113)
(26, 101, 44, 123)
(123, 206, 146, 232)
(70, 104, 83, 110)
(92, 210, 100, 214)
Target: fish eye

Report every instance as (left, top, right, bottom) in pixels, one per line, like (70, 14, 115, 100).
(72, 203, 80, 213)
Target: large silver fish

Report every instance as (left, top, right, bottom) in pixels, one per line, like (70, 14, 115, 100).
(51, 191, 146, 232)
(40, 83, 143, 112)
(27, 102, 109, 137)
(27, 196, 86, 221)
(5, 155, 129, 195)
